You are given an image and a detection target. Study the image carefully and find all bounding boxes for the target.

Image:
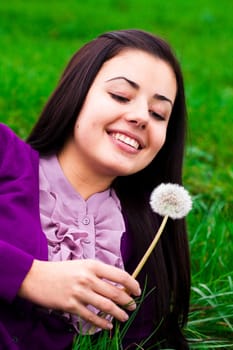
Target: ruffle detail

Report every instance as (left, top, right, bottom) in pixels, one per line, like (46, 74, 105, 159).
(39, 155, 125, 333)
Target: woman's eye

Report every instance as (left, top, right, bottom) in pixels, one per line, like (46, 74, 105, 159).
(109, 93, 130, 103)
(150, 110, 165, 121)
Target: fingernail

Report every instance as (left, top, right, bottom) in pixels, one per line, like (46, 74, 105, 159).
(107, 322, 113, 329)
(122, 313, 129, 322)
(128, 302, 136, 311)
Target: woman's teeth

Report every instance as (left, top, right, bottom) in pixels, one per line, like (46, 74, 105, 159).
(112, 133, 140, 150)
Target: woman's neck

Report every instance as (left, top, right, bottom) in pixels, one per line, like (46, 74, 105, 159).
(57, 148, 114, 200)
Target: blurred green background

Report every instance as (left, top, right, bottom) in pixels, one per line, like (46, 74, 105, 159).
(0, 0, 232, 202)
(1, 1, 233, 346)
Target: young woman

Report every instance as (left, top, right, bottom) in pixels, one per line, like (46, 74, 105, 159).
(0, 29, 190, 349)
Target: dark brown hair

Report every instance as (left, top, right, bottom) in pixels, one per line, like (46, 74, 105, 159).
(27, 29, 190, 349)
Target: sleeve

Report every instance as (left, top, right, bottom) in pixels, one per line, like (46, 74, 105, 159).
(0, 241, 34, 301)
(0, 124, 40, 302)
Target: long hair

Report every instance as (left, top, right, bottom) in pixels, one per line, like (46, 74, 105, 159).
(27, 29, 190, 348)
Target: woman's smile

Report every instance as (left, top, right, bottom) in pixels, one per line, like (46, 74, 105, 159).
(107, 130, 144, 153)
(60, 48, 177, 188)
(111, 132, 140, 150)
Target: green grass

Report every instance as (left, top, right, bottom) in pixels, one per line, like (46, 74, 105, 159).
(71, 198, 233, 349)
(1, 0, 232, 200)
(0, 0, 232, 348)
(186, 198, 233, 348)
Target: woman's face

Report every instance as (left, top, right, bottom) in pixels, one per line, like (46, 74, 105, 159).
(71, 49, 177, 180)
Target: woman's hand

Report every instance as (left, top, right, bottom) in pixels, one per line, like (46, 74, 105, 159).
(18, 259, 141, 330)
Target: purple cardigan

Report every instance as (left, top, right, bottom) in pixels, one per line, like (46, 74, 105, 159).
(0, 124, 75, 349)
(0, 124, 153, 349)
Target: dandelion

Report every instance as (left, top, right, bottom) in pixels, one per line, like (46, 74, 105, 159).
(149, 182, 192, 219)
(88, 183, 192, 334)
(132, 183, 192, 279)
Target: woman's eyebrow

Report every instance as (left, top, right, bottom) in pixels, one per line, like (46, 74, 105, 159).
(106, 76, 139, 89)
(106, 76, 173, 107)
(153, 93, 173, 107)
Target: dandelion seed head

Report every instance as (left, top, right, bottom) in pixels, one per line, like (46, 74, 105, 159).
(149, 183, 192, 219)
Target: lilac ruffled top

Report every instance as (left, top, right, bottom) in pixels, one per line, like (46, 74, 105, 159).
(39, 155, 125, 333)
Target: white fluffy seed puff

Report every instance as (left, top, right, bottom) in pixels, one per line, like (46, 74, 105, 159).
(149, 183, 192, 219)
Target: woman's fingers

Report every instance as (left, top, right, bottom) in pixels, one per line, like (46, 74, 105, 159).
(91, 260, 141, 297)
(76, 289, 130, 324)
(91, 278, 137, 311)
(18, 259, 141, 330)
(67, 259, 141, 311)
(68, 301, 114, 330)
(65, 262, 137, 321)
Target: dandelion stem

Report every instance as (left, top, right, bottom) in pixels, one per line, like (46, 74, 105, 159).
(84, 215, 169, 335)
(132, 215, 169, 279)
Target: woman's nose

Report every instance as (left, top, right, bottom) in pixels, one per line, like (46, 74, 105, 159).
(125, 104, 149, 130)
(128, 118, 147, 130)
